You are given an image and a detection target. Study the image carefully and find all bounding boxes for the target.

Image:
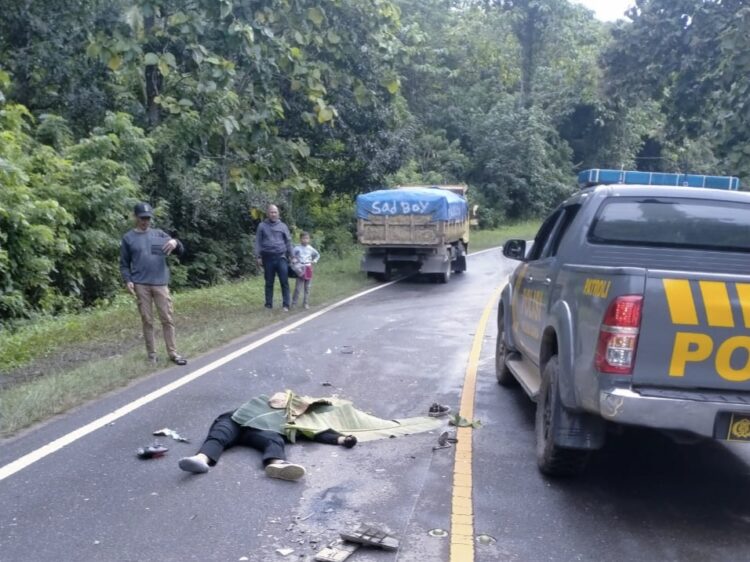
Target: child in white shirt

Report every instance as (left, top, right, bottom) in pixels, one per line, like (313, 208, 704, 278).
(292, 232, 320, 309)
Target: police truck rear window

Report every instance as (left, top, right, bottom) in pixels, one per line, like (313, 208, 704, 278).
(589, 198, 750, 252)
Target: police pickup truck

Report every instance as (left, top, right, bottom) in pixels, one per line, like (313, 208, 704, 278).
(496, 169, 749, 476)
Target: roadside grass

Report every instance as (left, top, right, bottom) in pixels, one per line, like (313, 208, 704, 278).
(0, 252, 370, 436)
(469, 220, 541, 251)
(0, 220, 541, 436)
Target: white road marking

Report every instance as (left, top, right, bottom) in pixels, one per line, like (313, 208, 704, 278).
(0, 280, 400, 482)
(0, 248, 499, 482)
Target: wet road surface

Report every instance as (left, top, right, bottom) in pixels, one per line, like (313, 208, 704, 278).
(2, 248, 750, 562)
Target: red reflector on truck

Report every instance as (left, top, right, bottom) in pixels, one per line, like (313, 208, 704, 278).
(596, 296, 643, 375)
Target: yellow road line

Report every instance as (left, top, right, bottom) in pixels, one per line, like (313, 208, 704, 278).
(450, 284, 505, 562)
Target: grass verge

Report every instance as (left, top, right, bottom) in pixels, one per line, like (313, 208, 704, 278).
(0, 252, 370, 436)
(469, 220, 541, 251)
(0, 221, 541, 437)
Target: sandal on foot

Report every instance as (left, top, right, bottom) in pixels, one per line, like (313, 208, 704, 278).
(340, 524, 399, 551)
(265, 461, 306, 481)
(178, 455, 209, 474)
(428, 403, 451, 417)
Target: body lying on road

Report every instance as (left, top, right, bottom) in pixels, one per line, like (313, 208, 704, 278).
(179, 389, 442, 480)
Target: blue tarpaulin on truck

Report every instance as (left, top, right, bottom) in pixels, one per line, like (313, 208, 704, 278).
(356, 188, 468, 221)
(578, 169, 740, 190)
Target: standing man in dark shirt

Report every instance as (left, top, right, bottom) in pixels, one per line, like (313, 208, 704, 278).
(254, 204, 294, 311)
(120, 202, 188, 365)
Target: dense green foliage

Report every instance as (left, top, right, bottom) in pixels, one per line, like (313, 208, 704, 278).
(1, 0, 748, 323)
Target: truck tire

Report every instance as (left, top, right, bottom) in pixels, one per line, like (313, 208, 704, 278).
(439, 266, 451, 284)
(535, 356, 590, 476)
(495, 307, 516, 386)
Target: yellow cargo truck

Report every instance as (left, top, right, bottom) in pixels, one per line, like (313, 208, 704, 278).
(356, 185, 470, 283)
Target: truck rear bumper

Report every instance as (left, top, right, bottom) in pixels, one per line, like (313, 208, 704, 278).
(599, 387, 750, 439)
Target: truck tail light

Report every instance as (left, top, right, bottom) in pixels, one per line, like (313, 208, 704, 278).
(595, 295, 643, 375)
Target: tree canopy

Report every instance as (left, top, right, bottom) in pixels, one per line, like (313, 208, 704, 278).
(1, 0, 748, 323)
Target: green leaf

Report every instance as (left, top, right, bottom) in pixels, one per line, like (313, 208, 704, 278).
(353, 84, 368, 105)
(144, 53, 159, 65)
(307, 7, 325, 26)
(168, 11, 189, 26)
(223, 117, 234, 135)
(85, 42, 101, 58)
(220, 0, 233, 19)
(158, 60, 170, 76)
(317, 107, 334, 123)
(294, 31, 305, 45)
(162, 52, 177, 67)
(107, 55, 123, 71)
(385, 80, 400, 94)
(327, 30, 340, 44)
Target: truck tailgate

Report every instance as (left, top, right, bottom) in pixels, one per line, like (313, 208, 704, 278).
(633, 271, 750, 390)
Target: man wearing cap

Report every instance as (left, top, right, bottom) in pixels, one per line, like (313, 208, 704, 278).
(254, 204, 294, 311)
(120, 203, 188, 365)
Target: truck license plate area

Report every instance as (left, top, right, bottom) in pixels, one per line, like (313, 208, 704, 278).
(726, 413, 750, 441)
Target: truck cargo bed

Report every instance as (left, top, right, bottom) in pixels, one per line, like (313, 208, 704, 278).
(357, 215, 467, 246)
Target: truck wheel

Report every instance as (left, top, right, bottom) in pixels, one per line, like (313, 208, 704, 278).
(495, 307, 515, 386)
(439, 265, 451, 284)
(536, 356, 590, 476)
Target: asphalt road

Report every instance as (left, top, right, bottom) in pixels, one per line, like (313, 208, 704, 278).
(3, 248, 750, 562)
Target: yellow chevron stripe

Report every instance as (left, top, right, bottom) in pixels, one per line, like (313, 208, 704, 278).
(699, 281, 735, 328)
(663, 279, 699, 326)
(735, 284, 750, 329)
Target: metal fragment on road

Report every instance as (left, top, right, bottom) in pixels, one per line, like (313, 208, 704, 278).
(428, 528, 448, 538)
(152, 428, 190, 443)
(276, 547, 294, 556)
(476, 534, 497, 545)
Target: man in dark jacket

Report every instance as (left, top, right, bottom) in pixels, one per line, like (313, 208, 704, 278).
(120, 202, 187, 365)
(254, 204, 294, 311)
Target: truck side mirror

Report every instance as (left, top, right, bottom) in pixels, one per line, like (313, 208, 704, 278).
(503, 239, 526, 261)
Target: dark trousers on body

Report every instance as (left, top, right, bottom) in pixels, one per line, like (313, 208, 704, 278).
(262, 253, 290, 308)
(198, 412, 342, 466)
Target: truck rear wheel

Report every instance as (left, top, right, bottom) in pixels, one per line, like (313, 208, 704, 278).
(495, 307, 515, 386)
(439, 266, 451, 284)
(536, 356, 590, 476)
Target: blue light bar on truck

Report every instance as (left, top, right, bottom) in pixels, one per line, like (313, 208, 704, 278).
(578, 169, 740, 190)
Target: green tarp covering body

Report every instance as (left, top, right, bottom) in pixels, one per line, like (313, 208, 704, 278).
(231, 392, 442, 443)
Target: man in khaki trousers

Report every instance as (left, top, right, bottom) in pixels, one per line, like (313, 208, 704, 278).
(120, 203, 188, 365)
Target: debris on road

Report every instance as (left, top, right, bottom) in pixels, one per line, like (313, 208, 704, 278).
(448, 414, 482, 428)
(321, 382, 333, 387)
(428, 529, 448, 538)
(433, 430, 458, 451)
(476, 534, 497, 546)
(339, 346, 354, 354)
(340, 523, 399, 551)
(428, 403, 452, 418)
(314, 539, 360, 562)
(153, 427, 190, 442)
(275, 547, 294, 556)
(136, 442, 168, 459)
